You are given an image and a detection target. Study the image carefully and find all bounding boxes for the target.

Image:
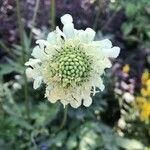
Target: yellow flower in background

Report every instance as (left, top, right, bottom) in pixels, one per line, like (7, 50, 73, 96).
(135, 96, 150, 122)
(139, 101, 150, 121)
(141, 70, 149, 84)
(141, 88, 149, 97)
(146, 79, 150, 87)
(122, 64, 130, 74)
(140, 70, 150, 97)
(134, 70, 150, 122)
(25, 14, 120, 108)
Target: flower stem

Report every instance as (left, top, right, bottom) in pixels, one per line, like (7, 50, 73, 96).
(50, 0, 56, 30)
(15, 0, 30, 120)
(93, 0, 101, 30)
(29, 0, 40, 47)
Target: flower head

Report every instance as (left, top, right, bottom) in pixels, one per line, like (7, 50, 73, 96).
(25, 14, 120, 108)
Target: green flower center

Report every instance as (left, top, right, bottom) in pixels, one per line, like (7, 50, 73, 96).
(52, 45, 92, 87)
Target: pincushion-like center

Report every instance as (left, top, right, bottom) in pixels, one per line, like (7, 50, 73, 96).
(53, 45, 92, 87)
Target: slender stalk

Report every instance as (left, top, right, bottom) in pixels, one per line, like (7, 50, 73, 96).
(60, 106, 68, 130)
(93, 10, 101, 30)
(29, 0, 40, 47)
(93, 0, 101, 30)
(16, 0, 25, 62)
(15, 0, 30, 120)
(50, 0, 56, 30)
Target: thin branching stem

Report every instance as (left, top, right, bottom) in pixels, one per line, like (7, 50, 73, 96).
(15, 0, 30, 120)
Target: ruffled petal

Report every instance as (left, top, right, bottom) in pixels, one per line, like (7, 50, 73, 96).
(83, 96, 92, 107)
(36, 40, 49, 50)
(63, 23, 75, 38)
(47, 27, 65, 46)
(84, 28, 95, 42)
(25, 67, 35, 78)
(92, 39, 112, 49)
(25, 58, 41, 66)
(93, 39, 120, 58)
(70, 98, 81, 108)
(31, 46, 47, 60)
(45, 86, 58, 103)
(102, 46, 120, 58)
(75, 28, 95, 43)
(33, 76, 43, 89)
(61, 14, 73, 24)
(61, 14, 74, 38)
(47, 32, 57, 44)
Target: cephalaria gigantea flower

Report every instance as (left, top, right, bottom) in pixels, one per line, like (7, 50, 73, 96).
(25, 14, 120, 108)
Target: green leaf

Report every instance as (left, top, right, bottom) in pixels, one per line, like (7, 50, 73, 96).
(0, 60, 25, 76)
(116, 137, 144, 150)
(55, 130, 67, 147)
(125, 3, 138, 18)
(32, 103, 59, 127)
(121, 23, 133, 36)
(23, 31, 30, 53)
(66, 135, 77, 149)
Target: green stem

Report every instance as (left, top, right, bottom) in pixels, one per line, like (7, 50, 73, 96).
(93, 0, 101, 30)
(93, 10, 101, 30)
(15, 0, 30, 120)
(50, 0, 56, 30)
(29, 0, 40, 47)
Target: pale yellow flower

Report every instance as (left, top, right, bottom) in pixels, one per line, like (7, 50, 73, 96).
(25, 14, 120, 108)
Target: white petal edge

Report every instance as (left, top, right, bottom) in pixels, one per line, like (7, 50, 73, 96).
(25, 68, 35, 78)
(33, 76, 43, 89)
(102, 46, 120, 58)
(31, 46, 47, 60)
(93, 39, 112, 49)
(75, 28, 95, 43)
(61, 14, 73, 25)
(61, 14, 74, 38)
(25, 58, 41, 66)
(70, 99, 81, 108)
(36, 40, 49, 50)
(56, 26, 66, 39)
(83, 96, 92, 107)
(84, 28, 96, 42)
(63, 23, 75, 38)
(47, 32, 57, 44)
